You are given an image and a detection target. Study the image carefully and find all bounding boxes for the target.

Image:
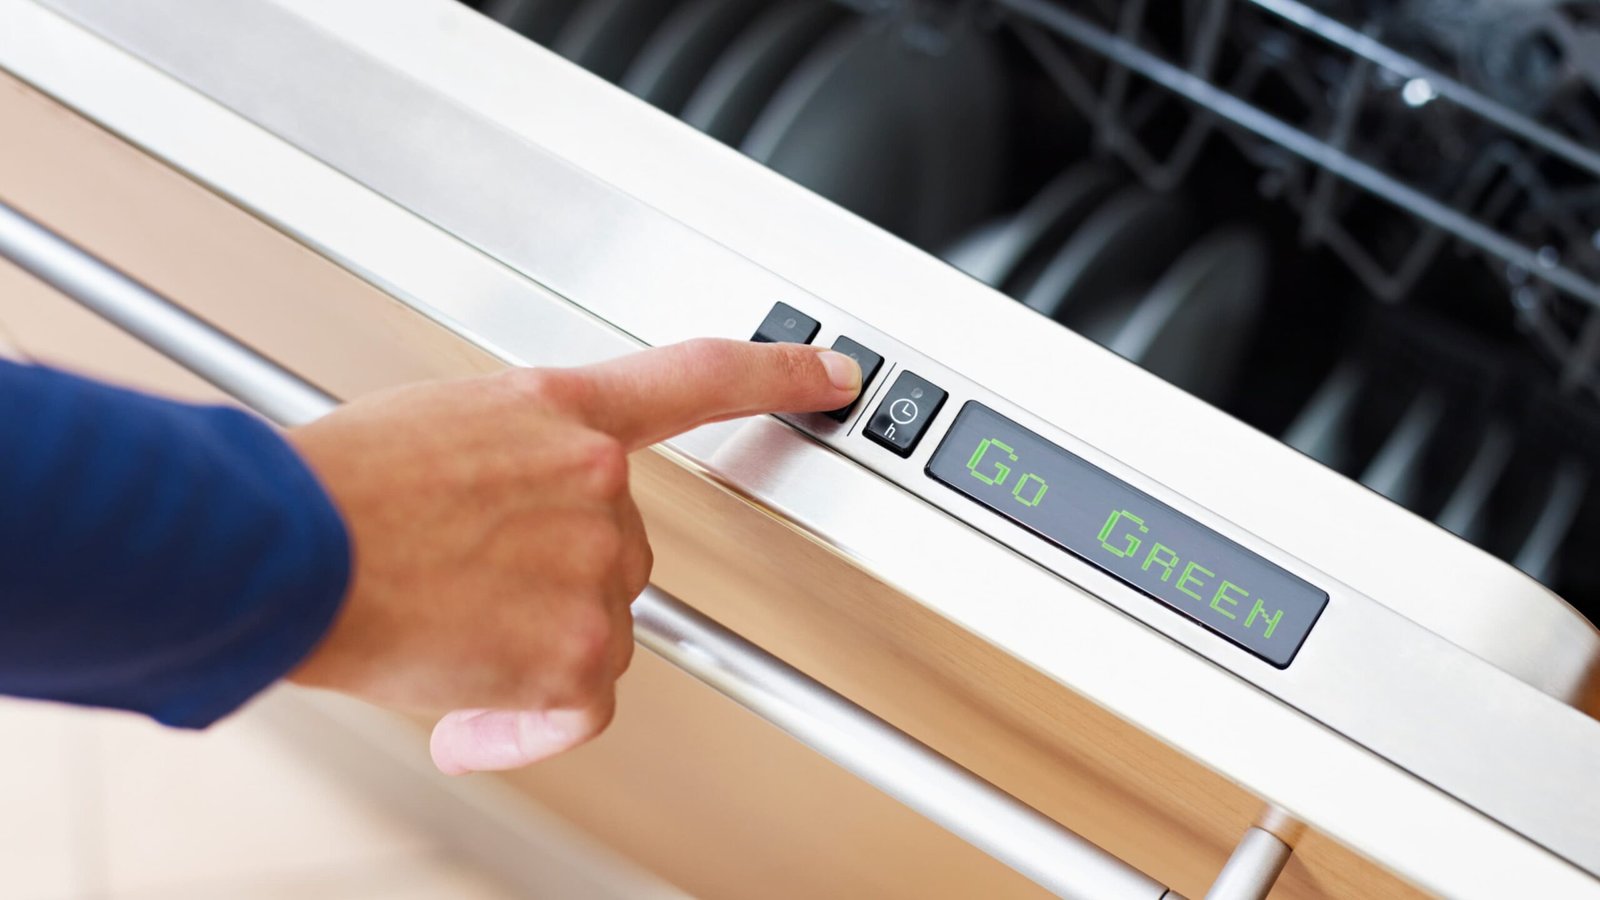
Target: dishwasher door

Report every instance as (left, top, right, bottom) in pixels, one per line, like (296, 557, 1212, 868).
(3, 0, 1600, 897)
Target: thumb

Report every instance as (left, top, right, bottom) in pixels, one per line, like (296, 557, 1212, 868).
(566, 338, 862, 451)
(430, 698, 615, 775)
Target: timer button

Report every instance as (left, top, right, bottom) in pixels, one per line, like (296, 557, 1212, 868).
(824, 336, 883, 422)
(864, 371, 947, 457)
(752, 302, 820, 344)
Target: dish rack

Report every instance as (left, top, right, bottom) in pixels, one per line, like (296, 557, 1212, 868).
(466, 0, 1600, 620)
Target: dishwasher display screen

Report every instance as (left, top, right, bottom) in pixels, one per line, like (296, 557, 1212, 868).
(927, 402, 1327, 667)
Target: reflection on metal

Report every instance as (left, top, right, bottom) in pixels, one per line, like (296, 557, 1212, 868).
(2, 199, 1171, 900)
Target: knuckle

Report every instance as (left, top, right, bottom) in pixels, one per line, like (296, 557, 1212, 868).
(678, 336, 733, 366)
(506, 367, 582, 411)
(566, 513, 624, 575)
(632, 541, 654, 593)
(582, 434, 629, 500)
(561, 607, 615, 689)
(677, 337, 744, 381)
(614, 613, 637, 676)
(498, 662, 547, 710)
(543, 430, 627, 499)
(504, 367, 553, 400)
(552, 695, 616, 749)
(586, 696, 617, 735)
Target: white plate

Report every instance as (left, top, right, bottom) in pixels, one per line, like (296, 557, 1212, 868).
(943, 163, 1119, 289)
(481, 0, 584, 43)
(1282, 360, 1368, 468)
(681, 1, 844, 145)
(1108, 227, 1267, 401)
(1020, 185, 1192, 323)
(743, 16, 1007, 248)
(1512, 458, 1587, 584)
(553, 0, 683, 82)
(621, 0, 766, 113)
(1358, 388, 1446, 508)
(1435, 421, 1516, 542)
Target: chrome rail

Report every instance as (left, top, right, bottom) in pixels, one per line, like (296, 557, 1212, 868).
(0, 202, 335, 424)
(0, 200, 1262, 898)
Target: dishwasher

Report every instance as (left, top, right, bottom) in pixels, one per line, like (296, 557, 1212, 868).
(0, 0, 1598, 897)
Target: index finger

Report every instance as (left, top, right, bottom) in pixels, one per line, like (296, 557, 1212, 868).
(566, 338, 862, 450)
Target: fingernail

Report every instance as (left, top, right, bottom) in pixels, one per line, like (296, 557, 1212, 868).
(818, 350, 862, 393)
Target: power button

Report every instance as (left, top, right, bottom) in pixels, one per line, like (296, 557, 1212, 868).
(864, 371, 947, 457)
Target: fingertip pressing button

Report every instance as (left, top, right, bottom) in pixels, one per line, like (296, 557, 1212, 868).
(824, 336, 884, 422)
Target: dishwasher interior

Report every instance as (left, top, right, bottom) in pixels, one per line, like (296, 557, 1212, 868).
(465, 0, 1600, 627)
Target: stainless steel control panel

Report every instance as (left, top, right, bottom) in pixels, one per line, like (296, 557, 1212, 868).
(753, 301, 1330, 667)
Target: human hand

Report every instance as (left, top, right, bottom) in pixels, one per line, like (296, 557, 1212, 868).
(286, 338, 861, 774)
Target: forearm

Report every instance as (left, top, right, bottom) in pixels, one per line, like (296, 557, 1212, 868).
(0, 359, 350, 726)
(0, 336, 856, 775)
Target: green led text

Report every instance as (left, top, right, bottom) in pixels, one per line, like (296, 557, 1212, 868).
(1176, 561, 1214, 603)
(969, 438, 1051, 510)
(967, 438, 1016, 486)
(1097, 509, 1148, 557)
(1245, 599, 1283, 638)
(1095, 508, 1288, 641)
(1013, 474, 1049, 507)
(1141, 543, 1179, 582)
(1210, 580, 1246, 620)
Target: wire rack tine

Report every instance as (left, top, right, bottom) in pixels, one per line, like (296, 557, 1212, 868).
(1298, 52, 1370, 247)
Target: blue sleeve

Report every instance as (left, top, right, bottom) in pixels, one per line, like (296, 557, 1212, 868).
(0, 358, 351, 727)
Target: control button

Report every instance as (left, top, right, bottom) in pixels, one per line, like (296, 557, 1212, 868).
(752, 302, 819, 344)
(824, 336, 883, 422)
(865, 371, 947, 457)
